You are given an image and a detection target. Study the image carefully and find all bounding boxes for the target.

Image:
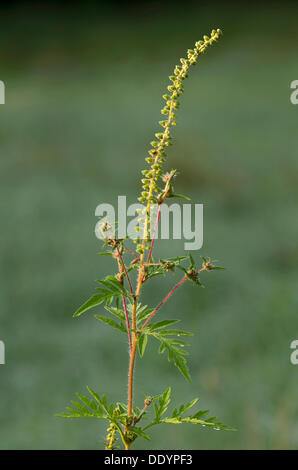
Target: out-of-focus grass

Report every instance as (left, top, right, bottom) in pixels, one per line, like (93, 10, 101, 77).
(0, 2, 298, 449)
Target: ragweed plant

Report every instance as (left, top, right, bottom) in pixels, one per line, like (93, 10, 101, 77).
(58, 28, 234, 450)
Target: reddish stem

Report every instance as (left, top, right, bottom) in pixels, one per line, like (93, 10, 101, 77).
(146, 204, 161, 263)
(117, 248, 134, 296)
(133, 401, 150, 425)
(122, 243, 139, 260)
(141, 276, 187, 329)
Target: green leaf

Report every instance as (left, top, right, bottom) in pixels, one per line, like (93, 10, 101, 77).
(76, 393, 102, 415)
(137, 308, 155, 324)
(71, 400, 93, 416)
(154, 387, 171, 421)
(157, 329, 193, 337)
(138, 333, 148, 358)
(87, 386, 111, 416)
(142, 388, 235, 433)
(168, 193, 191, 201)
(56, 388, 110, 420)
(188, 253, 195, 269)
(94, 315, 127, 333)
(174, 354, 191, 382)
(147, 319, 179, 331)
(181, 417, 235, 430)
(181, 398, 198, 414)
(73, 276, 131, 318)
(104, 306, 126, 322)
(165, 256, 188, 263)
(170, 339, 190, 347)
(148, 330, 191, 382)
(129, 426, 151, 441)
(116, 402, 128, 415)
(56, 409, 83, 418)
(161, 417, 182, 424)
(74, 293, 106, 317)
(98, 276, 125, 292)
(56, 411, 80, 418)
(97, 252, 113, 256)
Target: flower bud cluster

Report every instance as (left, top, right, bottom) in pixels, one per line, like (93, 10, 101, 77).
(105, 421, 117, 450)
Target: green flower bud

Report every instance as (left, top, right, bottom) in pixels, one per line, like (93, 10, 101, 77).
(155, 133, 163, 140)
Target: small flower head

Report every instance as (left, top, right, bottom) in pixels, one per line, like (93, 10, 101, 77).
(161, 260, 175, 273)
(107, 237, 121, 250)
(202, 258, 214, 270)
(186, 268, 199, 283)
(144, 397, 152, 407)
(162, 169, 176, 183)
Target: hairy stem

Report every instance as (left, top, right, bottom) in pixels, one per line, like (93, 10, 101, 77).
(123, 295, 132, 354)
(127, 339, 138, 417)
(117, 247, 134, 296)
(127, 98, 178, 422)
(116, 256, 132, 353)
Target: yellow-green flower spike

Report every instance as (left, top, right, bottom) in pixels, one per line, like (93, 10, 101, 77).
(137, 28, 223, 244)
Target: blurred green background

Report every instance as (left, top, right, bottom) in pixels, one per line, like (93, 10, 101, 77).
(1, 0, 298, 449)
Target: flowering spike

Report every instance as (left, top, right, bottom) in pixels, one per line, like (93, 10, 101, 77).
(138, 29, 223, 243)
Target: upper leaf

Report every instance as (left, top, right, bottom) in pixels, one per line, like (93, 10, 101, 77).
(73, 276, 130, 317)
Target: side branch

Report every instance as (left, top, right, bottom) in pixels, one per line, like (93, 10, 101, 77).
(141, 276, 187, 329)
(117, 247, 134, 296)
